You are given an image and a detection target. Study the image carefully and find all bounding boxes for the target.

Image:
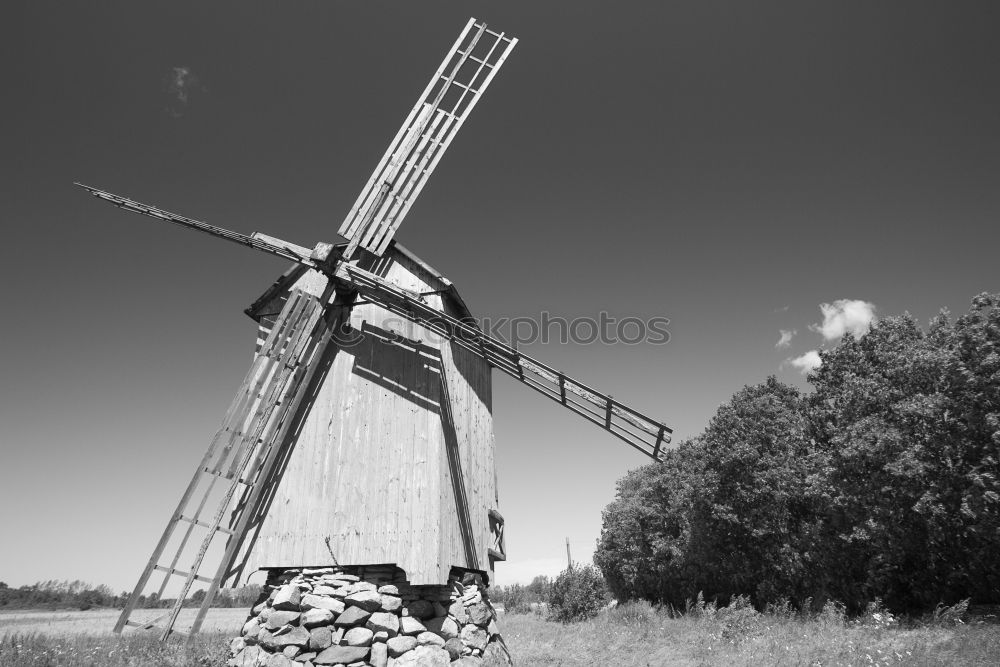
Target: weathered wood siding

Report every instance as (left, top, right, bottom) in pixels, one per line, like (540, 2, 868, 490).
(241, 250, 497, 585)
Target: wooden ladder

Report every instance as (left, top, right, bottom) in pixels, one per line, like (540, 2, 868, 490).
(114, 287, 341, 639)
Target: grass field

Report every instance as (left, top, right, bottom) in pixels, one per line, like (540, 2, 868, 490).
(0, 608, 248, 637)
(500, 602, 1000, 666)
(1, 603, 998, 666)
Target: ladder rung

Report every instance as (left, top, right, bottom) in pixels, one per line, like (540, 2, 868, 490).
(125, 617, 188, 638)
(125, 610, 185, 635)
(154, 565, 214, 584)
(178, 514, 235, 535)
(482, 28, 511, 42)
(455, 51, 495, 69)
(126, 612, 169, 630)
(202, 466, 248, 485)
(439, 76, 480, 96)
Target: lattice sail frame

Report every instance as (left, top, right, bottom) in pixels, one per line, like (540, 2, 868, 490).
(338, 18, 517, 257)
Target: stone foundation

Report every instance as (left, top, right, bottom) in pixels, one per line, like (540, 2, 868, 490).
(228, 565, 510, 667)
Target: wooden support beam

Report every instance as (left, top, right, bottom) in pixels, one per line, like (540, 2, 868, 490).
(436, 364, 480, 571)
(653, 425, 666, 460)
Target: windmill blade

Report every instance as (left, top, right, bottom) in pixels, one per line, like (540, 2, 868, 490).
(78, 185, 672, 459)
(76, 183, 327, 268)
(338, 18, 517, 258)
(337, 264, 673, 461)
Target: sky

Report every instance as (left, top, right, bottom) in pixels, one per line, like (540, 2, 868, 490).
(2, 1, 999, 592)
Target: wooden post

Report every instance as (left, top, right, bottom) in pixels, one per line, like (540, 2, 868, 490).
(566, 537, 572, 570)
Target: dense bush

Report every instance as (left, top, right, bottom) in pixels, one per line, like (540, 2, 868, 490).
(0, 581, 122, 611)
(548, 565, 610, 622)
(491, 583, 531, 614)
(490, 575, 552, 614)
(0, 580, 262, 611)
(597, 292, 1000, 614)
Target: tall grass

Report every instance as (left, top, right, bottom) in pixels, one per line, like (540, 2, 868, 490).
(0, 631, 229, 667)
(2, 603, 998, 666)
(496, 598, 1000, 666)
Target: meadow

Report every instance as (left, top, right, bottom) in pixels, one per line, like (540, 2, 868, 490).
(1, 602, 998, 666)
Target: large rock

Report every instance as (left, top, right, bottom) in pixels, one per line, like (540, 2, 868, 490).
(483, 641, 513, 666)
(312, 645, 370, 665)
(346, 581, 378, 594)
(380, 594, 403, 612)
(386, 635, 418, 657)
(308, 626, 333, 651)
(448, 601, 469, 624)
(416, 631, 445, 647)
(366, 611, 400, 636)
(272, 584, 301, 611)
(466, 602, 492, 626)
(242, 617, 262, 639)
(345, 590, 382, 612)
(406, 600, 435, 619)
(228, 645, 265, 667)
(261, 626, 310, 650)
(265, 653, 295, 667)
(460, 625, 488, 651)
(301, 607, 334, 628)
(265, 610, 301, 630)
(393, 645, 451, 666)
(302, 567, 338, 576)
(301, 594, 345, 614)
(443, 638, 463, 661)
(310, 585, 344, 597)
(344, 626, 374, 647)
(424, 616, 459, 639)
(334, 606, 372, 627)
(454, 657, 485, 667)
(370, 641, 389, 667)
(378, 584, 399, 595)
(400, 616, 426, 635)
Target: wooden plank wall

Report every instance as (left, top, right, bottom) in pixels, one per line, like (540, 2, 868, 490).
(241, 251, 496, 585)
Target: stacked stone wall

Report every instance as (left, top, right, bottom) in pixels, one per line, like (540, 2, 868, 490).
(229, 565, 509, 667)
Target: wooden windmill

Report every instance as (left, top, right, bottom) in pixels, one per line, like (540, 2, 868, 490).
(79, 18, 672, 639)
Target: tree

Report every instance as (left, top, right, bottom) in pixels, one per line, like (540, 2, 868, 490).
(595, 439, 702, 604)
(548, 565, 609, 622)
(809, 295, 1000, 611)
(526, 575, 552, 601)
(597, 292, 1000, 614)
(597, 378, 820, 608)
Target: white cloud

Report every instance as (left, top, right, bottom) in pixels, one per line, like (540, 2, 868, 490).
(787, 349, 821, 374)
(775, 329, 796, 348)
(811, 299, 877, 341)
(165, 66, 202, 116)
(168, 66, 193, 103)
